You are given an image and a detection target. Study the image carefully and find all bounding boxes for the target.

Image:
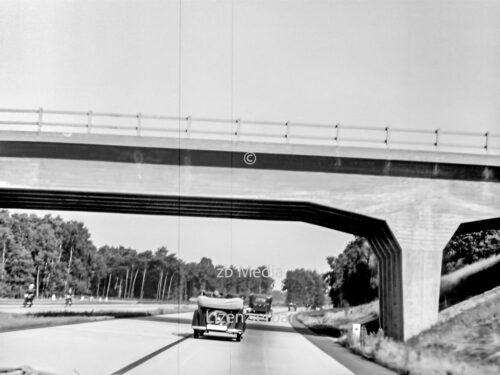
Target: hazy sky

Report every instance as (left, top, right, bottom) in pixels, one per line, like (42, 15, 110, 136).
(1, 0, 499, 129)
(1, 1, 500, 288)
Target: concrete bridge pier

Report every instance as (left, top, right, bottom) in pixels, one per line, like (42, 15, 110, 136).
(377, 207, 461, 340)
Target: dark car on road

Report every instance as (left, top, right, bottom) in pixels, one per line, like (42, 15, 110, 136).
(246, 294, 273, 322)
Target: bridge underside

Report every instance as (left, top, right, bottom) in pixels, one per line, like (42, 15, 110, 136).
(0, 187, 405, 340)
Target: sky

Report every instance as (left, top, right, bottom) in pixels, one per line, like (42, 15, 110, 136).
(1, 1, 500, 289)
(1, 0, 499, 128)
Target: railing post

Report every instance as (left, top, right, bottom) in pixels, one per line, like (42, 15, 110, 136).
(285, 121, 290, 143)
(485, 131, 489, 152)
(235, 118, 241, 140)
(136, 113, 142, 136)
(434, 128, 440, 149)
(335, 123, 341, 145)
(185, 116, 191, 137)
(385, 126, 390, 148)
(87, 110, 93, 134)
(37, 107, 43, 133)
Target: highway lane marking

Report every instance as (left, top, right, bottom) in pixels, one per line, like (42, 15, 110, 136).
(109, 334, 191, 375)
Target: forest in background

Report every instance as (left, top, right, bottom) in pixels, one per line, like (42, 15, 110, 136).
(0, 211, 274, 299)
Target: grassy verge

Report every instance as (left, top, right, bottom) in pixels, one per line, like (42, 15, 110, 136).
(0, 313, 111, 332)
(296, 301, 378, 336)
(27, 307, 187, 318)
(440, 253, 500, 309)
(297, 289, 500, 374)
(0, 305, 194, 332)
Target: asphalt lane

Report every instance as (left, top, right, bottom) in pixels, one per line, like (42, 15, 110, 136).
(0, 307, 391, 375)
(124, 310, 354, 375)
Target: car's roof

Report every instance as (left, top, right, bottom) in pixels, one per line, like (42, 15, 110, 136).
(250, 293, 272, 298)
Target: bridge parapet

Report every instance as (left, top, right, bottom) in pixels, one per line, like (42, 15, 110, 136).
(1, 107, 499, 155)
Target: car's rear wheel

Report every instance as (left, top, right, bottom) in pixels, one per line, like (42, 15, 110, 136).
(193, 330, 200, 339)
(236, 333, 242, 342)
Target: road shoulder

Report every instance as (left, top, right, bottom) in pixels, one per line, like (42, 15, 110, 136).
(288, 313, 396, 375)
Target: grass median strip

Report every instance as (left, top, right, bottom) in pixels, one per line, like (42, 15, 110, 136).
(0, 313, 111, 333)
(0, 306, 195, 333)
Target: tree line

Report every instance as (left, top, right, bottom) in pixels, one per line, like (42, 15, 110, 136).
(0, 210, 274, 299)
(282, 269, 326, 308)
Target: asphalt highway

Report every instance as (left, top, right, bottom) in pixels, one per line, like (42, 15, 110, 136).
(0, 307, 395, 375)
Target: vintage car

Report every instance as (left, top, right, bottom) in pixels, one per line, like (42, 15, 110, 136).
(191, 295, 247, 342)
(246, 294, 273, 322)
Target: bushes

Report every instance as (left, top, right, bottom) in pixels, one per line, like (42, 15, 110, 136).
(325, 237, 378, 307)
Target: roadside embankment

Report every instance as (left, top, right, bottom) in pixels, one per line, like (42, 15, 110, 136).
(296, 301, 378, 337)
(297, 287, 500, 374)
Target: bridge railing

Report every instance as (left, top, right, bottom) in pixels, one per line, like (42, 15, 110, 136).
(0, 107, 499, 155)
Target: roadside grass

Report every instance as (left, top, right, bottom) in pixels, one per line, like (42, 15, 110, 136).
(0, 305, 195, 332)
(440, 253, 500, 309)
(344, 332, 500, 375)
(297, 288, 500, 374)
(407, 287, 500, 368)
(297, 301, 378, 336)
(0, 312, 111, 332)
(27, 306, 193, 318)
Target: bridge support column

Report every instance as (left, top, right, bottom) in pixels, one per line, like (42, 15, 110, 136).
(381, 205, 459, 340)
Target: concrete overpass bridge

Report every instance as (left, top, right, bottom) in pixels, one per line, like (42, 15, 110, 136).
(0, 108, 499, 341)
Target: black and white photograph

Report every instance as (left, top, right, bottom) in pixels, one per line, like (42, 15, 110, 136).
(0, 1, 499, 374)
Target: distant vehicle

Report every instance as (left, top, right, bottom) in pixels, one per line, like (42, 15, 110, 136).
(305, 303, 322, 311)
(23, 284, 35, 308)
(247, 294, 273, 322)
(288, 302, 297, 311)
(192, 295, 247, 342)
(65, 288, 73, 307)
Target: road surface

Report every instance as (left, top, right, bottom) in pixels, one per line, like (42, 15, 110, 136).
(0, 307, 394, 375)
